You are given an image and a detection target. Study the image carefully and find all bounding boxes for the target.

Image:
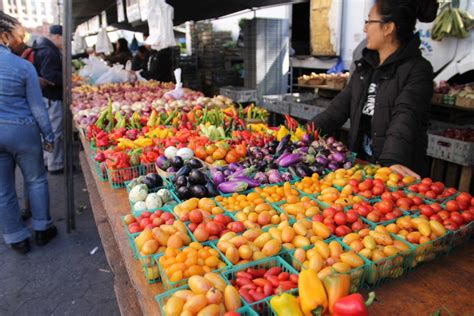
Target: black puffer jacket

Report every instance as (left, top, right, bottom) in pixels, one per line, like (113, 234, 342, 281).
(311, 35, 434, 176)
(34, 37, 63, 101)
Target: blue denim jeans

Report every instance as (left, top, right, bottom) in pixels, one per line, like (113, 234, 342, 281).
(43, 98, 64, 171)
(0, 122, 53, 244)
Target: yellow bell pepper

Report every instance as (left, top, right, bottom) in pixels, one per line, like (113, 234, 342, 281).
(294, 127, 306, 141)
(277, 125, 289, 141)
(270, 293, 303, 316)
(134, 137, 153, 148)
(322, 274, 351, 314)
(117, 138, 137, 149)
(299, 269, 328, 315)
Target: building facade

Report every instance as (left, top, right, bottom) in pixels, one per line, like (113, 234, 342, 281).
(1, 0, 60, 29)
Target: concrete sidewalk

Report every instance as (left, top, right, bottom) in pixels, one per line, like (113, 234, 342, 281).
(0, 156, 119, 315)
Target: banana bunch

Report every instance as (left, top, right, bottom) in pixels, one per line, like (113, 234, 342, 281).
(431, 6, 474, 41)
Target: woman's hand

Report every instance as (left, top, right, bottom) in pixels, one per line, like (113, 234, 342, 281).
(390, 164, 420, 180)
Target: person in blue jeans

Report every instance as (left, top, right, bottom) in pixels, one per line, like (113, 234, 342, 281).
(0, 12, 58, 254)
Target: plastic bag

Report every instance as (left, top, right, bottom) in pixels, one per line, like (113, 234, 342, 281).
(72, 30, 87, 54)
(145, 0, 176, 51)
(164, 68, 184, 100)
(95, 64, 133, 85)
(327, 57, 345, 74)
(95, 28, 113, 55)
(78, 56, 110, 82)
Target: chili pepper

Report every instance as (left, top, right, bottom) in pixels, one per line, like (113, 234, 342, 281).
(332, 292, 375, 316)
(86, 125, 101, 141)
(162, 109, 178, 125)
(115, 111, 126, 129)
(105, 100, 114, 132)
(140, 150, 158, 164)
(147, 110, 158, 127)
(106, 152, 130, 170)
(95, 131, 109, 147)
(109, 127, 126, 141)
(94, 110, 108, 130)
(322, 274, 351, 314)
(270, 292, 303, 316)
(298, 269, 327, 315)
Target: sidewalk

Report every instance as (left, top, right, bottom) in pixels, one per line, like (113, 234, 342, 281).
(0, 158, 119, 315)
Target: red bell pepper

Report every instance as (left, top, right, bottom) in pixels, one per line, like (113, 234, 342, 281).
(140, 150, 158, 164)
(86, 125, 101, 141)
(95, 131, 110, 147)
(333, 292, 375, 316)
(106, 152, 130, 170)
(109, 127, 126, 141)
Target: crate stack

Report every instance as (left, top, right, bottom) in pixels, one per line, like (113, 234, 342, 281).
(179, 55, 201, 91)
(242, 18, 290, 98)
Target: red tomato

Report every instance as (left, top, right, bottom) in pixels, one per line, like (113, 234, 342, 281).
(430, 203, 442, 213)
(154, 209, 163, 217)
(457, 201, 469, 211)
(408, 184, 419, 192)
(456, 192, 472, 204)
(438, 211, 450, 221)
(376, 200, 394, 214)
(323, 217, 335, 226)
(443, 220, 458, 231)
(392, 191, 406, 200)
(424, 191, 437, 199)
(128, 223, 141, 233)
(450, 212, 464, 225)
(139, 218, 151, 229)
(161, 212, 174, 221)
(430, 182, 445, 194)
(367, 211, 380, 222)
(141, 211, 152, 218)
(346, 210, 359, 223)
(334, 212, 348, 226)
(189, 209, 204, 224)
(152, 217, 164, 227)
(445, 200, 460, 212)
(357, 205, 371, 217)
(412, 196, 423, 206)
(446, 187, 457, 195)
(381, 192, 393, 201)
(417, 184, 430, 193)
(149, 213, 158, 221)
(359, 181, 372, 191)
(325, 223, 336, 234)
(206, 222, 222, 235)
(348, 179, 359, 187)
(323, 207, 337, 218)
(312, 214, 324, 222)
(335, 225, 351, 237)
(430, 214, 442, 223)
(359, 190, 373, 199)
(372, 186, 385, 196)
(421, 178, 433, 185)
(188, 222, 197, 232)
(392, 209, 403, 217)
(351, 221, 365, 232)
(420, 205, 435, 217)
(461, 211, 473, 223)
(396, 197, 413, 210)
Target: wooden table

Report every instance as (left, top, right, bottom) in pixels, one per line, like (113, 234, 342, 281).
(78, 136, 474, 316)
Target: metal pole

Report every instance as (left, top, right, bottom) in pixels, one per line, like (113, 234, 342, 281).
(63, 0, 75, 232)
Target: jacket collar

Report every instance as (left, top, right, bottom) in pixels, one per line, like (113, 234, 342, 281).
(0, 44, 11, 52)
(356, 33, 422, 78)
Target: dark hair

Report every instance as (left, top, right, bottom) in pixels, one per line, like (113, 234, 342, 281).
(0, 11, 20, 34)
(375, 0, 417, 43)
(116, 38, 130, 53)
(138, 45, 148, 54)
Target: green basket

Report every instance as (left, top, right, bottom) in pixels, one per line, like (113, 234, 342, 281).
(89, 154, 107, 181)
(404, 233, 451, 268)
(106, 163, 155, 189)
(282, 239, 367, 293)
(237, 305, 260, 316)
(446, 221, 474, 253)
(339, 234, 415, 288)
(221, 256, 299, 306)
(156, 242, 230, 290)
(128, 189, 179, 217)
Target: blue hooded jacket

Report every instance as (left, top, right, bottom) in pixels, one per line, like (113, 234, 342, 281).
(34, 37, 63, 101)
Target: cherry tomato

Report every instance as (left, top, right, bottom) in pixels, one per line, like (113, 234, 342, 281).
(445, 200, 460, 212)
(334, 212, 348, 226)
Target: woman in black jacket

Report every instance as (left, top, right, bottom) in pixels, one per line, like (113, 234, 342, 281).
(311, 0, 435, 178)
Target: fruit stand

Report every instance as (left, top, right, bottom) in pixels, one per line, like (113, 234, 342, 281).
(74, 81, 474, 316)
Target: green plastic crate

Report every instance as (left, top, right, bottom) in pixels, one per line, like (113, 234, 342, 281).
(156, 242, 230, 291)
(404, 232, 451, 268)
(339, 234, 415, 288)
(106, 163, 155, 189)
(221, 256, 299, 306)
(283, 239, 367, 293)
(446, 221, 474, 253)
(89, 154, 107, 181)
(236, 305, 259, 316)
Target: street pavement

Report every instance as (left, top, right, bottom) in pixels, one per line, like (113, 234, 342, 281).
(0, 153, 119, 315)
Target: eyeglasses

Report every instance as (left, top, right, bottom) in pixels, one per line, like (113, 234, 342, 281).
(365, 19, 387, 25)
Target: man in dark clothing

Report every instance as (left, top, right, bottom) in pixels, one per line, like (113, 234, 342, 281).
(34, 25, 64, 174)
(140, 46, 173, 82)
(131, 45, 150, 71)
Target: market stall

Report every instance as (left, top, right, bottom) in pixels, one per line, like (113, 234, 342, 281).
(73, 78, 474, 315)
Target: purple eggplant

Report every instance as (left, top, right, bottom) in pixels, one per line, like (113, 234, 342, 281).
(217, 181, 249, 193)
(295, 163, 312, 178)
(278, 153, 303, 168)
(231, 176, 260, 188)
(276, 152, 291, 165)
(275, 135, 290, 156)
(327, 161, 339, 171)
(302, 133, 312, 145)
(343, 161, 353, 169)
(155, 156, 169, 170)
(254, 172, 268, 184)
(316, 155, 328, 167)
(332, 151, 346, 163)
(212, 171, 225, 185)
(228, 162, 241, 171)
(266, 169, 283, 184)
(326, 136, 335, 145)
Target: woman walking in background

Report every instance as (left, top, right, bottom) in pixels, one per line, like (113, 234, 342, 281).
(0, 12, 57, 254)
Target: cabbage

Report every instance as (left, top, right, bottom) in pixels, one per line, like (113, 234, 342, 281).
(157, 189, 172, 203)
(176, 148, 194, 160)
(133, 201, 147, 212)
(129, 184, 148, 203)
(145, 193, 162, 210)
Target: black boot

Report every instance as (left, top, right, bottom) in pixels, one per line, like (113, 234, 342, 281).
(11, 238, 30, 254)
(35, 226, 58, 246)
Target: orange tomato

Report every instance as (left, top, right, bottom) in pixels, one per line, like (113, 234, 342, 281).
(195, 146, 208, 160)
(205, 156, 215, 164)
(206, 144, 218, 155)
(212, 148, 227, 160)
(235, 144, 247, 158)
(225, 150, 239, 163)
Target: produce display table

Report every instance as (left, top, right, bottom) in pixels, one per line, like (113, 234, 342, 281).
(78, 133, 474, 315)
